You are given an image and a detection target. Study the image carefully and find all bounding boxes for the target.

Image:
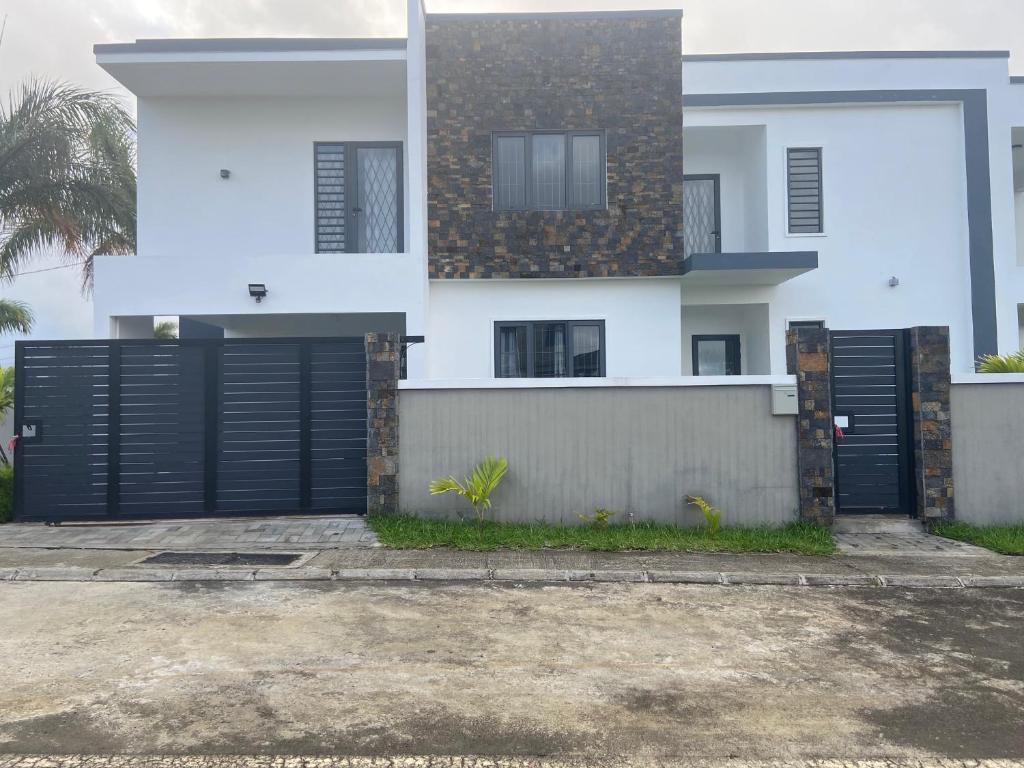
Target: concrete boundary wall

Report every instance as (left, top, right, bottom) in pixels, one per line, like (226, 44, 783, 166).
(398, 385, 799, 525)
(951, 379, 1024, 524)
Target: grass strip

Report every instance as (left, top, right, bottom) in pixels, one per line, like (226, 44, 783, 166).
(369, 515, 836, 555)
(932, 521, 1024, 555)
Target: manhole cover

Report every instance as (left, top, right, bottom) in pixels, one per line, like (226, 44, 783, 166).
(141, 552, 303, 566)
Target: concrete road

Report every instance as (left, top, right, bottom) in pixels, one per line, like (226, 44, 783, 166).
(0, 581, 1021, 761)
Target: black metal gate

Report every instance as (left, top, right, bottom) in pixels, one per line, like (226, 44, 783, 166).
(830, 330, 915, 515)
(13, 337, 368, 522)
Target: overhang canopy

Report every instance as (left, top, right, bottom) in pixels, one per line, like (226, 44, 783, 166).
(95, 38, 407, 98)
(681, 251, 818, 285)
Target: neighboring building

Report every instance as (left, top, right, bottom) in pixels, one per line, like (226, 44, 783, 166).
(92, 0, 1024, 379)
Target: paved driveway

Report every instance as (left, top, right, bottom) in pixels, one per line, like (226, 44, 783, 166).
(0, 515, 377, 550)
(0, 581, 1021, 761)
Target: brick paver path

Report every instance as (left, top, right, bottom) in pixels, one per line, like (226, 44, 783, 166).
(0, 515, 378, 551)
(834, 530, 990, 556)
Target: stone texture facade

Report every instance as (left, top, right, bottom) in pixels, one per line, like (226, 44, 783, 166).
(425, 11, 684, 279)
(786, 327, 836, 526)
(366, 333, 400, 515)
(908, 326, 955, 522)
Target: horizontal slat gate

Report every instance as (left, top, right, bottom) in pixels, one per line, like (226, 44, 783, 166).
(830, 330, 912, 515)
(311, 341, 368, 511)
(14, 338, 368, 522)
(17, 343, 111, 520)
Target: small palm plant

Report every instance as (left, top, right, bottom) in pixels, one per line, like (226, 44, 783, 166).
(429, 456, 509, 524)
(977, 351, 1024, 373)
(687, 495, 722, 534)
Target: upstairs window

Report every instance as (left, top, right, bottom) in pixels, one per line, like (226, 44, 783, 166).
(495, 320, 606, 378)
(315, 142, 403, 253)
(786, 147, 824, 234)
(492, 131, 605, 212)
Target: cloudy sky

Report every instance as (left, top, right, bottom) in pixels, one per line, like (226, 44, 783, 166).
(1, 0, 1022, 357)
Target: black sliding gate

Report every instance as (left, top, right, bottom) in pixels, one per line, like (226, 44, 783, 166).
(830, 330, 915, 516)
(13, 337, 368, 522)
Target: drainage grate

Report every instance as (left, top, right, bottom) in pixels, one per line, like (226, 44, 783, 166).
(141, 552, 303, 566)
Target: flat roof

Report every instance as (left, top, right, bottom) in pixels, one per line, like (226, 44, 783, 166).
(94, 37, 407, 55)
(427, 9, 682, 20)
(682, 50, 1009, 62)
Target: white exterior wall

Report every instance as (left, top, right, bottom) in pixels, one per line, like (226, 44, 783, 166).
(427, 279, 684, 379)
(93, 88, 431, 366)
(136, 96, 407, 258)
(685, 101, 975, 372)
(685, 54, 1024, 372)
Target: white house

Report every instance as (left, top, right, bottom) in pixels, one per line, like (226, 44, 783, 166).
(91, 0, 1024, 380)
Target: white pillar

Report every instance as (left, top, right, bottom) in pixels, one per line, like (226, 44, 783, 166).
(404, 0, 429, 379)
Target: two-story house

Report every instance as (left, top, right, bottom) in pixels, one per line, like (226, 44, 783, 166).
(91, 0, 1024, 380)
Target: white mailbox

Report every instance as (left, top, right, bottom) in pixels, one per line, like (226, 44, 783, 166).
(771, 384, 799, 415)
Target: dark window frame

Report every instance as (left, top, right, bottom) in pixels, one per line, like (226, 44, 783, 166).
(787, 320, 826, 330)
(314, 141, 404, 254)
(494, 320, 606, 378)
(786, 146, 824, 235)
(691, 334, 742, 376)
(682, 173, 722, 255)
(491, 130, 607, 212)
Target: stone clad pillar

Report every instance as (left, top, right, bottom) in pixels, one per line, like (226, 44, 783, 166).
(366, 333, 400, 515)
(786, 327, 835, 526)
(907, 326, 954, 523)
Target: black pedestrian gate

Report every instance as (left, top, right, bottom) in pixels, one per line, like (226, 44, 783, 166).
(13, 337, 369, 522)
(830, 329, 915, 516)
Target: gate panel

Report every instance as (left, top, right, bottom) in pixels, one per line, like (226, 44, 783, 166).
(217, 343, 302, 514)
(118, 344, 206, 517)
(830, 330, 913, 515)
(14, 336, 372, 522)
(310, 341, 368, 512)
(16, 342, 111, 520)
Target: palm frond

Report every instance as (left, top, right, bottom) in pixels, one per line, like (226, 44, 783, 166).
(0, 298, 33, 334)
(0, 78, 136, 290)
(977, 351, 1024, 373)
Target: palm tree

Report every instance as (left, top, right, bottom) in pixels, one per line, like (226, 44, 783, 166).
(0, 79, 136, 291)
(0, 298, 31, 335)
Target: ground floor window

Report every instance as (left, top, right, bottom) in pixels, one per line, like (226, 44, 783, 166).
(692, 334, 741, 376)
(495, 320, 606, 378)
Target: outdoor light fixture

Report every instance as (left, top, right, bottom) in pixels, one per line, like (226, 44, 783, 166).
(888, 276, 900, 288)
(248, 283, 268, 303)
(220, 169, 231, 179)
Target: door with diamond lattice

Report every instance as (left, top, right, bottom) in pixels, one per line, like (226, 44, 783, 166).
(354, 145, 401, 253)
(683, 174, 721, 258)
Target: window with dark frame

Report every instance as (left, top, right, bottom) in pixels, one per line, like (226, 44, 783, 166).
(786, 147, 824, 234)
(787, 320, 825, 330)
(315, 142, 404, 254)
(492, 131, 606, 212)
(494, 320, 606, 378)
(692, 334, 741, 376)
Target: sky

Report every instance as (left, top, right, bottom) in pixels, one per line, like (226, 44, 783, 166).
(0, 0, 1023, 356)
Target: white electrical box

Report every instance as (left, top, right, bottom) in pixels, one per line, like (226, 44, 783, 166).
(771, 384, 799, 415)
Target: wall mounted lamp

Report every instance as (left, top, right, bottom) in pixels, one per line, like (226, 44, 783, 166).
(248, 283, 268, 303)
(220, 169, 231, 179)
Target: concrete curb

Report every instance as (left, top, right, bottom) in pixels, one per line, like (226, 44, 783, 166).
(1, 565, 1023, 588)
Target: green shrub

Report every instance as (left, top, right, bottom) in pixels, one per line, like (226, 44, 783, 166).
(0, 464, 12, 523)
(578, 508, 617, 529)
(977, 351, 1024, 373)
